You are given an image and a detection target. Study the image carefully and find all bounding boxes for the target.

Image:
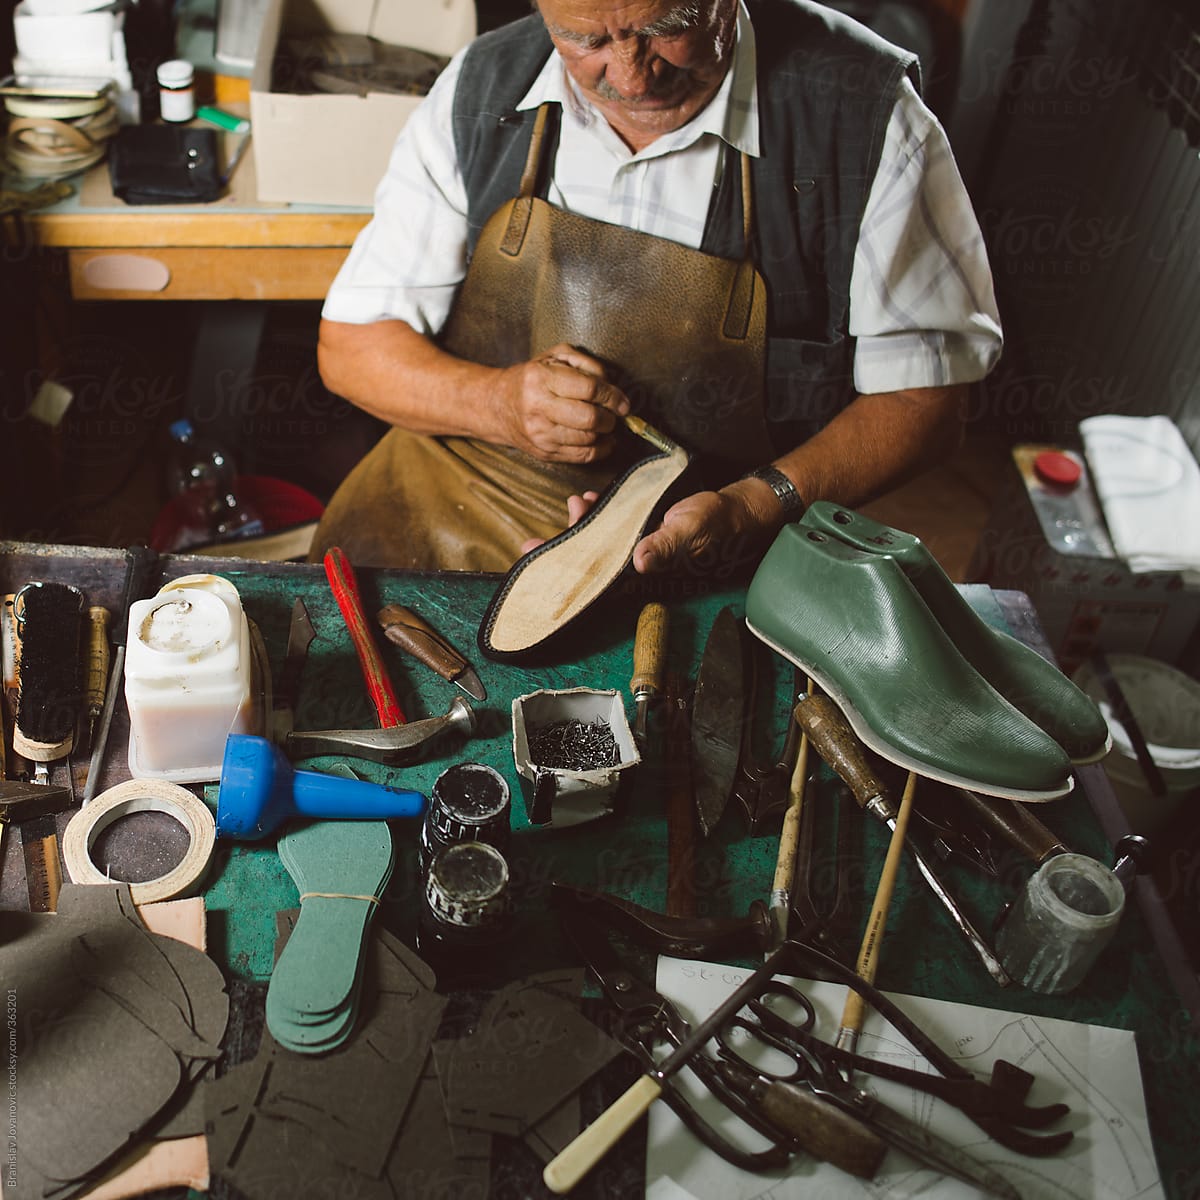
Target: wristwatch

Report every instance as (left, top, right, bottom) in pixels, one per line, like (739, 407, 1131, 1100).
(740, 465, 806, 521)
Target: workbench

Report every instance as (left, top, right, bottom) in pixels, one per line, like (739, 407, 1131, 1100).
(2, 540, 1198, 1199)
(20, 142, 366, 302)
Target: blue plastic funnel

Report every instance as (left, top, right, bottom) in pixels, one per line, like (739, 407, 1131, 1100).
(217, 734, 427, 839)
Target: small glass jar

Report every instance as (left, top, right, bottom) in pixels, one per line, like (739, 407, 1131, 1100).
(418, 762, 511, 875)
(157, 59, 195, 123)
(416, 841, 512, 982)
(997, 853, 1125, 994)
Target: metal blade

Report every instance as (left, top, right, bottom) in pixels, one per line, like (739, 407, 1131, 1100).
(377, 603, 486, 701)
(863, 1097, 1021, 1200)
(690, 606, 747, 838)
(273, 597, 316, 739)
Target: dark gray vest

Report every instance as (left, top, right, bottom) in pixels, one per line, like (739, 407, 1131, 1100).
(449, 0, 919, 448)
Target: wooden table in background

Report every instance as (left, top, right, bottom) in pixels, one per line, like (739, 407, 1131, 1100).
(24, 133, 369, 302)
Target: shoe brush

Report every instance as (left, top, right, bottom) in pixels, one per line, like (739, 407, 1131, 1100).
(13, 581, 85, 783)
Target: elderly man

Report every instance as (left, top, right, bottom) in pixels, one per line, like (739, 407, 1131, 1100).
(312, 0, 1001, 573)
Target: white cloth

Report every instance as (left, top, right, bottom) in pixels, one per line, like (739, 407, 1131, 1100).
(323, 1, 1002, 397)
(1079, 414, 1200, 576)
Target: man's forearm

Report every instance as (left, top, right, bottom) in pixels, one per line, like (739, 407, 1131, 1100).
(317, 317, 512, 440)
(739, 384, 968, 523)
(318, 317, 633, 464)
(631, 384, 967, 573)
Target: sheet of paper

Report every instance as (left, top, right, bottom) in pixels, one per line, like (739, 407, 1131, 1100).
(647, 957, 1164, 1200)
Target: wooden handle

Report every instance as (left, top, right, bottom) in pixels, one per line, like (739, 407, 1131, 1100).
(757, 1079, 888, 1179)
(771, 730, 809, 897)
(84, 605, 111, 718)
(323, 548, 406, 727)
(377, 604, 465, 683)
(957, 788, 1068, 862)
(544, 1074, 662, 1194)
(840, 771, 917, 1038)
(793, 693, 889, 811)
(630, 602, 668, 697)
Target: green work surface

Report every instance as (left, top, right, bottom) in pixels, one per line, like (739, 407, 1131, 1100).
(200, 560, 1196, 1196)
(1, 543, 1197, 1196)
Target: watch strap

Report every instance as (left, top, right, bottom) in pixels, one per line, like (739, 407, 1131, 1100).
(741, 465, 806, 521)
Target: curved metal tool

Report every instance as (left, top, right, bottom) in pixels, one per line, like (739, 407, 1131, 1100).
(795, 693, 1012, 987)
(734, 663, 806, 835)
(284, 695, 475, 764)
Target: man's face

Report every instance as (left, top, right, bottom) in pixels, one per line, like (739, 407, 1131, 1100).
(536, 0, 739, 149)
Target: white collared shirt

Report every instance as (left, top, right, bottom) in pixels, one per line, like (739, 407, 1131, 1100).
(323, 3, 1002, 395)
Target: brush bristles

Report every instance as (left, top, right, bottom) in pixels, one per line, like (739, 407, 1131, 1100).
(14, 581, 84, 757)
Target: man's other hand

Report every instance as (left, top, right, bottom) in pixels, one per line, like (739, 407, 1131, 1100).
(518, 476, 781, 576)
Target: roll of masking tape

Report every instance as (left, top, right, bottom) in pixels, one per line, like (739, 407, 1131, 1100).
(63, 779, 217, 904)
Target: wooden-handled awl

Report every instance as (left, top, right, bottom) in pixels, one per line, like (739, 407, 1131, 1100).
(764, 676, 814, 954)
(955, 788, 1069, 863)
(84, 545, 159, 805)
(793, 693, 1011, 987)
(83, 604, 111, 748)
(629, 601, 668, 746)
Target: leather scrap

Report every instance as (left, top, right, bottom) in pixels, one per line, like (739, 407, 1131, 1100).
(0, 883, 227, 1200)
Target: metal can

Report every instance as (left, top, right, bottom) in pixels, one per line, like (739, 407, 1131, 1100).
(417, 841, 512, 972)
(418, 762, 511, 874)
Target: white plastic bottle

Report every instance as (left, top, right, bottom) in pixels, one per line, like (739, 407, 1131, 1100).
(157, 59, 196, 123)
(124, 575, 259, 782)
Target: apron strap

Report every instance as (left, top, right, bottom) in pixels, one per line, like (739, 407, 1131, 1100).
(499, 103, 759, 341)
(500, 103, 551, 257)
(723, 152, 757, 340)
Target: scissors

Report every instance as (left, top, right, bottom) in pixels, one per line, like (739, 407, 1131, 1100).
(558, 896, 1070, 1189)
(714, 978, 1025, 1198)
(559, 904, 796, 1173)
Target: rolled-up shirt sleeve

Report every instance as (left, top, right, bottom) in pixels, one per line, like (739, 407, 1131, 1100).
(321, 51, 471, 334)
(849, 76, 1003, 395)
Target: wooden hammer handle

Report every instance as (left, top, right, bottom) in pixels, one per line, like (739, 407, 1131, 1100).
(323, 548, 406, 728)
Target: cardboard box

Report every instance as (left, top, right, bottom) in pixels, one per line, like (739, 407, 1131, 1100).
(971, 447, 1200, 676)
(250, 0, 476, 207)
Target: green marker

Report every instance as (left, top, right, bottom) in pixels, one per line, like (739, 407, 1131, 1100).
(196, 105, 250, 134)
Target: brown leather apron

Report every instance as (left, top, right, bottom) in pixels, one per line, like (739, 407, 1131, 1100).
(312, 103, 773, 572)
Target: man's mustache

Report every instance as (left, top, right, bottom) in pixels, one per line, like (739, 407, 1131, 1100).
(594, 64, 688, 102)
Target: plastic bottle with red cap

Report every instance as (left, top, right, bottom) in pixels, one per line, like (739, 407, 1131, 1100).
(1020, 447, 1113, 557)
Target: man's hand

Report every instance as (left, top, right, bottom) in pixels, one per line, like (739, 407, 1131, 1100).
(519, 477, 782, 574)
(633, 478, 782, 575)
(498, 344, 630, 464)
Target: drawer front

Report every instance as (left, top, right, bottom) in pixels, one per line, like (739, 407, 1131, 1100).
(68, 247, 349, 300)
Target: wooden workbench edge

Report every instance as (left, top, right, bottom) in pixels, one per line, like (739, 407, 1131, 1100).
(26, 209, 370, 250)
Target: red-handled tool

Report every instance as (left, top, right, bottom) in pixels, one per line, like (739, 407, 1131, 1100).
(323, 547, 406, 727)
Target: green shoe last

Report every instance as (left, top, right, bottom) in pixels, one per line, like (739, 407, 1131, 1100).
(799, 502, 1110, 764)
(745, 524, 1074, 801)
